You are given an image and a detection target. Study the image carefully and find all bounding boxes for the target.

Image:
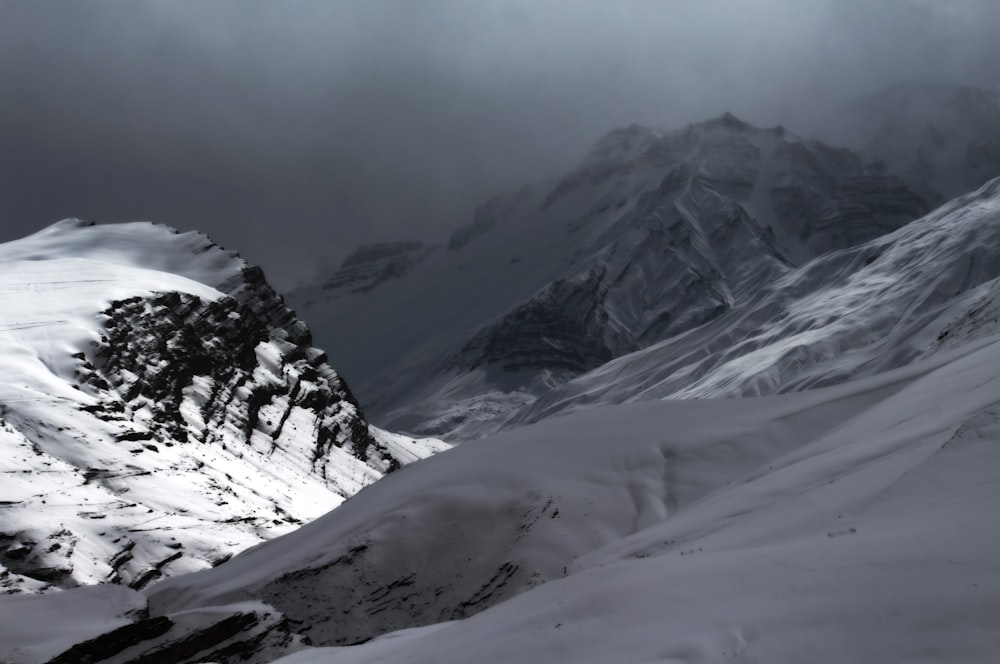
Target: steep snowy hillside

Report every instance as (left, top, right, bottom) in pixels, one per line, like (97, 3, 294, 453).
(822, 81, 1000, 205)
(518, 176, 1000, 423)
(289, 115, 929, 439)
(5, 332, 996, 663)
(0, 220, 446, 594)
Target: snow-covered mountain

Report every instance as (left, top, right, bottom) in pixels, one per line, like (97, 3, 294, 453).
(290, 115, 934, 439)
(3, 103, 1000, 664)
(821, 81, 1000, 206)
(5, 315, 997, 663)
(0, 220, 446, 595)
(516, 176, 1000, 424)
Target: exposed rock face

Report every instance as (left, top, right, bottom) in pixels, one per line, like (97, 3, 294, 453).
(0, 222, 443, 596)
(414, 117, 928, 437)
(456, 267, 631, 375)
(768, 140, 929, 256)
(84, 275, 384, 474)
(12, 584, 303, 664)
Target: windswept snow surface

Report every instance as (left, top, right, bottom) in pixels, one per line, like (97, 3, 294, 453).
(2, 216, 999, 660)
(520, 176, 1000, 423)
(129, 334, 1000, 663)
(0, 220, 444, 594)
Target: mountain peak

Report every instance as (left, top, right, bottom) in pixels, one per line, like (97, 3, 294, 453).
(820, 81, 1000, 203)
(582, 123, 665, 167)
(701, 111, 754, 131)
(0, 221, 445, 593)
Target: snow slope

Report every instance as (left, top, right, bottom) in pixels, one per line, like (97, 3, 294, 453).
(517, 175, 1000, 423)
(289, 116, 929, 440)
(0, 220, 445, 594)
(9, 329, 992, 662)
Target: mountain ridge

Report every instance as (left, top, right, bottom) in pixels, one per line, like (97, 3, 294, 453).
(2, 89, 1000, 663)
(0, 220, 445, 594)
(289, 113, 934, 439)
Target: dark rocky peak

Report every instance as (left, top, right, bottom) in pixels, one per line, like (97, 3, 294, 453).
(542, 125, 669, 209)
(431, 117, 929, 433)
(283, 116, 934, 441)
(698, 111, 754, 132)
(544, 115, 787, 211)
(81, 281, 384, 474)
(84, 253, 397, 470)
(581, 123, 665, 166)
(578, 114, 758, 173)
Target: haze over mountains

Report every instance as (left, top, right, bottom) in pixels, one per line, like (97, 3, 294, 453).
(1, 79, 1000, 663)
(289, 82, 1000, 441)
(821, 81, 1000, 205)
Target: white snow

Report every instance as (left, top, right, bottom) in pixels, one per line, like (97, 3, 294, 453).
(0, 220, 446, 594)
(291, 129, 997, 442)
(124, 334, 1000, 662)
(1, 123, 998, 661)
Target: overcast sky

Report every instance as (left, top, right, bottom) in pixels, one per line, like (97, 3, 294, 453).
(2, 0, 999, 288)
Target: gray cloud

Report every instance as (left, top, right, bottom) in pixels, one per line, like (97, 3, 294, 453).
(2, 0, 999, 288)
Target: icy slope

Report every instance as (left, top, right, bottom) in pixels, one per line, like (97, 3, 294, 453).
(289, 116, 927, 439)
(13, 331, 991, 662)
(0, 220, 445, 594)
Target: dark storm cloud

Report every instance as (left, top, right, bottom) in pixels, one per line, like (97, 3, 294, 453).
(2, 0, 999, 288)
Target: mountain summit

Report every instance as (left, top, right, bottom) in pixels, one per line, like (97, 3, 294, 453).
(0, 220, 445, 594)
(290, 115, 930, 439)
(2, 112, 1000, 664)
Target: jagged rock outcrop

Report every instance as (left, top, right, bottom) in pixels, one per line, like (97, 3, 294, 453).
(0, 221, 445, 595)
(83, 279, 383, 473)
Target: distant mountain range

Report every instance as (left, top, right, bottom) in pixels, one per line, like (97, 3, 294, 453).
(2, 81, 1000, 664)
(821, 81, 1000, 205)
(289, 84, 1000, 440)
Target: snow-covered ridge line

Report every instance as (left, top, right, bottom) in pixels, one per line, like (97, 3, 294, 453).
(0, 220, 446, 594)
(289, 113, 936, 439)
(7, 332, 995, 663)
(517, 174, 1000, 423)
